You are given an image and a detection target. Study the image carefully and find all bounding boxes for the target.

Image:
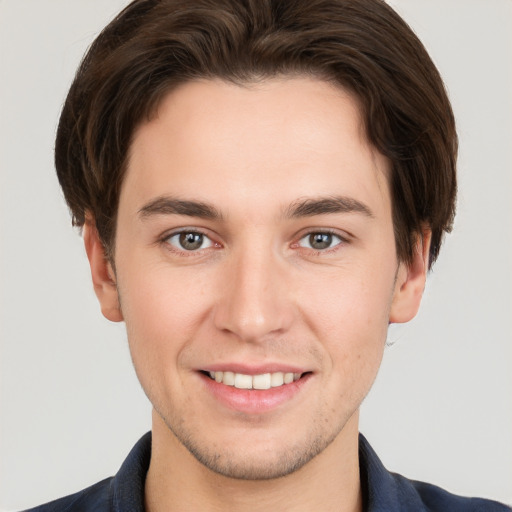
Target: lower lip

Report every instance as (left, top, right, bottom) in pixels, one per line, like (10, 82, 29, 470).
(200, 373, 312, 414)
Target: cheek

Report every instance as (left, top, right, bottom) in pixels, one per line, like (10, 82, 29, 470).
(117, 263, 214, 373)
(121, 258, 212, 322)
(298, 263, 394, 341)
(295, 262, 394, 385)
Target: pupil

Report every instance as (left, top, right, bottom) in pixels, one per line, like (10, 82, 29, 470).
(310, 233, 332, 250)
(179, 232, 203, 250)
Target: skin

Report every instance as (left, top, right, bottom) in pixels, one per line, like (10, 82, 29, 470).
(84, 77, 430, 512)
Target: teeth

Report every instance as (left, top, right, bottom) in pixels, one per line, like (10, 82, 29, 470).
(253, 373, 271, 390)
(284, 373, 294, 384)
(223, 371, 235, 386)
(208, 371, 302, 390)
(234, 373, 252, 389)
(270, 372, 284, 387)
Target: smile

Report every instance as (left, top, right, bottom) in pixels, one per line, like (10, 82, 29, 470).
(200, 369, 313, 413)
(206, 371, 303, 390)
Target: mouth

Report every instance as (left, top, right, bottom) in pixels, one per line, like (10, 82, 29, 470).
(198, 368, 313, 414)
(200, 370, 309, 390)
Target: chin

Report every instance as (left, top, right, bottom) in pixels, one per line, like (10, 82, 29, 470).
(185, 441, 324, 480)
(165, 416, 344, 481)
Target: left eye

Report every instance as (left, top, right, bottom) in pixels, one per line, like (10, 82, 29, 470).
(166, 231, 214, 251)
(298, 232, 343, 250)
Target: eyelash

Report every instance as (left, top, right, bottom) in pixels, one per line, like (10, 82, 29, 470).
(294, 229, 347, 254)
(161, 228, 219, 256)
(160, 228, 348, 256)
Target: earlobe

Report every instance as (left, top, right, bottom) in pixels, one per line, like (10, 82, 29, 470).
(83, 219, 124, 323)
(389, 229, 431, 324)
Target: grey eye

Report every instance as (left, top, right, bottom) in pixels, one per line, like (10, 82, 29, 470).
(167, 231, 213, 251)
(299, 232, 342, 250)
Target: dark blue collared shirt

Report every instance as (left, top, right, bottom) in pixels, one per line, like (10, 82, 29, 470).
(23, 432, 511, 511)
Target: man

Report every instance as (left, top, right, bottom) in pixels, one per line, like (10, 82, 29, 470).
(19, 0, 510, 510)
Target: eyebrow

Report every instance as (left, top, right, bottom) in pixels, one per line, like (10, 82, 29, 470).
(138, 196, 223, 220)
(284, 196, 374, 219)
(138, 194, 373, 221)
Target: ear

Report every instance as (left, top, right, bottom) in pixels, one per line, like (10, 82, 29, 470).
(389, 229, 431, 324)
(83, 219, 124, 323)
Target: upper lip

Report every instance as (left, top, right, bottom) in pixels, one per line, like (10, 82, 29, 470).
(199, 363, 311, 375)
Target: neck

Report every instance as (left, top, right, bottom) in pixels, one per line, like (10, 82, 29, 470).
(145, 410, 363, 512)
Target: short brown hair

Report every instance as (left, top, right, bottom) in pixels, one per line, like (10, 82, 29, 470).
(56, 0, 457, 267)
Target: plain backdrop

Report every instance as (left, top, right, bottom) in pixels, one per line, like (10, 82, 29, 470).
(1, 0, 511, 510)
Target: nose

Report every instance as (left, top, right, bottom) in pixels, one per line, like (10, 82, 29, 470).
(213, 245, 294, 343)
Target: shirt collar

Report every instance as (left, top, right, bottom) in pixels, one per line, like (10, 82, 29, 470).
(112, 431, 151, 512)
(110, 431, 421, 512)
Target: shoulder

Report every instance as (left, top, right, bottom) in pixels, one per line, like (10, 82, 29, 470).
(374, 468, 511, 512)
(359, 434, 511, 512)
(21, 478, 114, 512)
(21, 433, 151, 512)
(398, 475, 512, 512)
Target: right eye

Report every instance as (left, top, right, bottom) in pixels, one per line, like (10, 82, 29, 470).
(165, 231, 214, 252)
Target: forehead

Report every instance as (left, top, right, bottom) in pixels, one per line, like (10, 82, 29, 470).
(122, 77, 390, 218)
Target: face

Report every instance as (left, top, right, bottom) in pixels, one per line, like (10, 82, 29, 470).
(87, 77, 427, 480)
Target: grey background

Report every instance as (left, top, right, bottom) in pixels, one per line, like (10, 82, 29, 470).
(1, 0, 511, 510)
